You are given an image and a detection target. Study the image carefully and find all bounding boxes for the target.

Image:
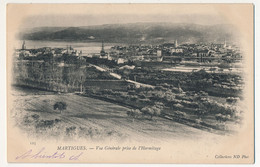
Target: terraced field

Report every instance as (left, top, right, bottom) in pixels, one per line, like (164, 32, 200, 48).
(10, 86, 219, 143)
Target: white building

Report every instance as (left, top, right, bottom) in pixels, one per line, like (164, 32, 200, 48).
(117, 58, 127, 64)
(171, 48, 183, 53)
(157, 50, 162, 57)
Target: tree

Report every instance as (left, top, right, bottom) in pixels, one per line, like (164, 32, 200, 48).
(141, 107, 153, 119)
(215, 113, 230, 123)
(195, 102, 209, 120)
(141, 106, 161, 120)
(209, 67, 217, 73)
(195, 108, 207, 119)
(127, 109, 142, 122)
(53, 101, 67, 114)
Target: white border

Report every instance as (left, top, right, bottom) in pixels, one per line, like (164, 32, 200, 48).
(0, 0, 258, 167)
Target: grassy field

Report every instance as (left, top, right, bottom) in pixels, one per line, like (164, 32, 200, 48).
(10, 86, 219, 143)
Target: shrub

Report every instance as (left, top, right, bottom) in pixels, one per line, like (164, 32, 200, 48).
(141, 105, 161, 120)
(66, 126, 77, 137)
(36, 120, 55, 129)
(174, 110, 187, 118)
(53, 101, 67, 114)
(226, 97, 239, 104)
(215, 113, 231, 123)
(127, 109, 142, 122)
(31, 114, 40, 120)
(195, 108, 207, 119)
(174, 103, 184, 109)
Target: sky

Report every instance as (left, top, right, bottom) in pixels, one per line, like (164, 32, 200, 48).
(15, 4, 233, 30)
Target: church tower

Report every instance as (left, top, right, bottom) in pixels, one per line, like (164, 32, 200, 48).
(223, 39, 227, 48)
(100, 40, 106, 58)
(174, 39, 178, 48)
(22, 40, 26, 50)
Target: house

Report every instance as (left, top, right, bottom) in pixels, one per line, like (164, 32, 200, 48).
(117, 58, 127, 64)
(171, 48, 183, 54)
(197, 49, 209, 62)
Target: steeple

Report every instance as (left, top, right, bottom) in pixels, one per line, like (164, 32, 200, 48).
(100, 40, 106, 58)
(223, 39, 226, 48)
(174, 39, 178, 48)
(22, 40, 26, 50)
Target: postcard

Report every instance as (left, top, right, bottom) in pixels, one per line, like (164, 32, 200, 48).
(7, 3, 254, 163)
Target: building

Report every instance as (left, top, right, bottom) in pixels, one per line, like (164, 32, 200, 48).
(157, 50, 162, 57)
(174, 39, 178, 48)
(171, 48, 183, 53)
(22, 41, 26, 50)
(211, 39, 227, 49)
(197, 49, 210, 62)
(100, 40, 107, 59)
(117, 58, 127, 64)
(162, 43, 175, 48)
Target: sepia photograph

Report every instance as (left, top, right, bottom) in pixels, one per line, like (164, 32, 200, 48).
(6, 3, 254, 164)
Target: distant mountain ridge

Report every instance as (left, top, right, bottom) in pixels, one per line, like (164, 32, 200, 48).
(20, 22, 238, 44)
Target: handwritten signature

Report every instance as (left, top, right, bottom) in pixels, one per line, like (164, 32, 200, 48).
(16, 147, 83, 160)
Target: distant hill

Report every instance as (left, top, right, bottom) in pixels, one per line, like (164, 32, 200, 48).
(20, 22, 238, 44)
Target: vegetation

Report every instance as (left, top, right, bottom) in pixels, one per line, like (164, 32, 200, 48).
(53, 102, 67, 114)
(141, 105, 162, 120)
(127, 109, 142, 122)
(21, 23, 235, 44)
(14, 45, 243, 132)
(215, 113, 231, 123)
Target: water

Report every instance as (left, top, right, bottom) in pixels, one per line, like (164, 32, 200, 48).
(14, 40, 115, 54)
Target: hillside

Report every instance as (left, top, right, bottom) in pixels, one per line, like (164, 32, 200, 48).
(20, 22, 237, 44)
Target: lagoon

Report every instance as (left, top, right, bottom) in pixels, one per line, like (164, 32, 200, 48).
(15, 40, 115, 54)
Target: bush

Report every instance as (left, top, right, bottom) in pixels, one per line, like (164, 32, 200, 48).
(36, 120, 55, 129)
(127, 109, 142, 122)
(31, 114, 40, 120)
(141, 105, 161, 119)
(201, 100, 236, 116)
(66, 126, 77, 137)
(174, 110, 187, 118)
(215, 113, 231, 123)
(195, 108, 207, 119)
(174, 103, 184, 109)
(54, 101, 67, 113)
(226, 97, 239, 104)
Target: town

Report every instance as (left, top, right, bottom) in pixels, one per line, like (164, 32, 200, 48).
(12, 39, 244, 137)
(16, 39, 241, 65)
